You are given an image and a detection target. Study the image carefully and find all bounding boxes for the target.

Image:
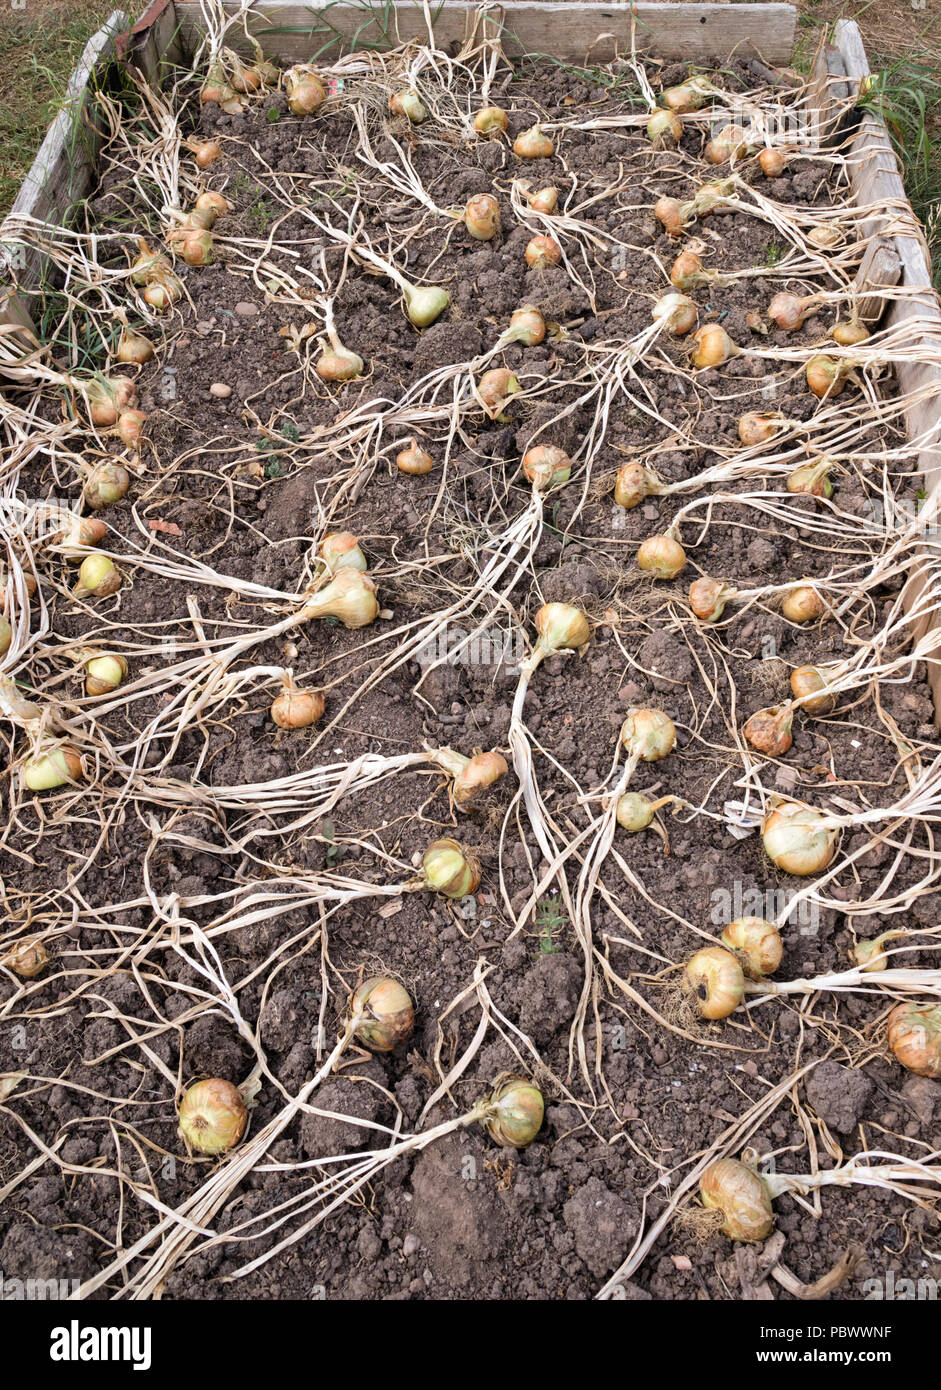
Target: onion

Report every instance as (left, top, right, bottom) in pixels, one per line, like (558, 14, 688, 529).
(23, 747, 84, 792)
(285, 65, 325, 114)
(390, 89, 427, 123)
(807, 223, 843, 249)
(525, 234, 561, 269)
(669, 250, 719, 291)
(853, 931, 900, 974)
(271, 675, 324, 729)
(720, 917, 782, 979)
(654, 195, 691, 238)
(887, 1003, 941, 1079)
(513, 125, 554, 159)
(349, 977, 415, 1051)
(481, 1074, 544, 1149)
(116, 327, 154, 365)
(316, 345, 364, 381)
(647, 108, 683, 148)
(116, 409, 147, 450)
(661, 78, 713, 113)
(1, 937, 49, 978)
(767, 291, 817, 332)
(83, 376, 137, 428)
(319, 532, 366, 573)
(615, 791, 659, 832)
(504, 305, 545, 346)
(744, 704, 794, 757)
(178, 228, 214, 267)
(534, 602, 590, 656)
(787, 457, 834, 499)
(396, 439, 434, 475)
(637, 534, 686, 579)
(761, 798, 838, 875)
(0, 618, 10, 658)
(463, 193, 500, 240)
(194, 190, 229, 223)
(805, 353, 848, 399)
(689, 576, 735, 623)
(758, 147, 788, 177)
(789, 664, 836, 715)
(84, 462, 129, 510)
(403, 283, 450, 328)
(477, 367, 522, 420)
(298, 569, 378, 629)
(689, 323, 738, 369)
(652, 292, 697, 336)
(192, 139, 222, 169)
(704, 123, 751, 164)
(74, 553, 121, 600)
(621, 707, 676, 762)
(833, 319, 869, 346)
(692, 178, 735, 217)
(178, 1078, 247, 1155)
(143, 284, 173, 311)
(781, 585, 826, 624)
(528, 186, 559, 213)
(521, 445, 571, 491)
(85, 654, 128, 696)
(453, 750, 508, 805)
(614, 462, 663, 510)
(474, 106, 508, 136)
(700, 1158, 774, 1241)
(683, 946, 744, 1019)
(422, 837, 480, 899)
(737, 411, 785, 446)
(54, 513, 108, 553)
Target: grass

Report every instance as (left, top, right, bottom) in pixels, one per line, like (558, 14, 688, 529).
(0, 0, 116, 216)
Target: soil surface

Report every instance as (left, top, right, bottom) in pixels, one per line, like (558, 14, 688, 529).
(1, 46, 939, 1304)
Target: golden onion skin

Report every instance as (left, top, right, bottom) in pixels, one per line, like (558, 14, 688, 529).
(350, 976, 415, 1052)
(684, 946, 745, 1020)
(483, 1075, 544, 1149)
(887, 1002, 941, 1079)
(761, 799, 838, 877)
(700, 1158, 774, 1241)
(720, 917, 783, 979)
(178, 1078, 248, 1155)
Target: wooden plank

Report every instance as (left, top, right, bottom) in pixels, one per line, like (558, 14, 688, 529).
(853, 236, 901, 325)
(171, 2, 798, 66)
(833, 19, 941, 717)
(805, 38, 847, 146)
(124, 0, 189, 87)
(0, 11, 130, 300)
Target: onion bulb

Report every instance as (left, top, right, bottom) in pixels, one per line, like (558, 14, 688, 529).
(807, 224, 843, 249)
(453, 750, 508, 805)
(1, 937, 48, 978)
(298, 568, 378, 629)
(787, 457, 834, 500)
(116, 409, 147, 450)
(194, 191, 229, 223)
(738, 411, 785, 447)
(0, 619, 10, 658)
(767, 291, 818, 332)
(652, 292, 697, 336)
(285, 66, 325, 114)
(23, 747, 84, 792)
(781, 585, 826, 624)
(683, 946, 745, 1019)
(271, 675, 324, 729)
(514, 125, 554, 159)
(744, 704, 794, 757)
(422, 837, 480, 899)
(396, 439, 434, 475)
(481, 1074, 544, 1149)
(316, 344, 364, 382)
(654, 195, 691, 238)
(670, 250, 720, 291)
(403, 283, 450, 328)
(528, 186, 558, 214)
(621, 707, 676, 762)
(615, 791, 671, 832)
(85, 654, 128, 696)
(689, 576, 735, 623)
(319, 532, 366, 573)
(704, 124, 751, 164)
(525, 235, 561, 269)
(192, 139, 221, 169)
(83, 375, 137, 428)
(758, 147, 788, 178)
(637, 534, 686, 579)
(178, 1078, 247, 1155)
(504, 306, 545, 346)
(463, 193, 500, 241)
(887, 1002, 941, 1079)
(522, 445, 571, 491)
(533, 602, 590, 657)
(73, 553, 121, 600)
(700, 1158, 774, 1241)
(614, 462, 664, 510)
(720, 917, 783, 979)
(693, 179, 736, 218)
(178, 229, 214, 267)
(833, 319, 869, 347)
(853, 931, 900, 974)
(474, 106, 508, 136)
(689, 323, 738, 369)
(761, 798, 838, 876)
(390, 89, 427, 123)
(806, 354, 849, 399)
(84, 462, 129, 510)
(349, 976, 415, 1051)
(116, 327, 153, 365)
(477, 367, 521, 420)
(660, 78, 714, 114)
(647, 108, 682, 148)
(789, 664, 836, 715)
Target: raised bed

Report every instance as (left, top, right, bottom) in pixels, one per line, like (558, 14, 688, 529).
(2, 1, 941, 1309)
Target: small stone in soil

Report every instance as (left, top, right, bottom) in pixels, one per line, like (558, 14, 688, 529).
(210, 382, 232, 398)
